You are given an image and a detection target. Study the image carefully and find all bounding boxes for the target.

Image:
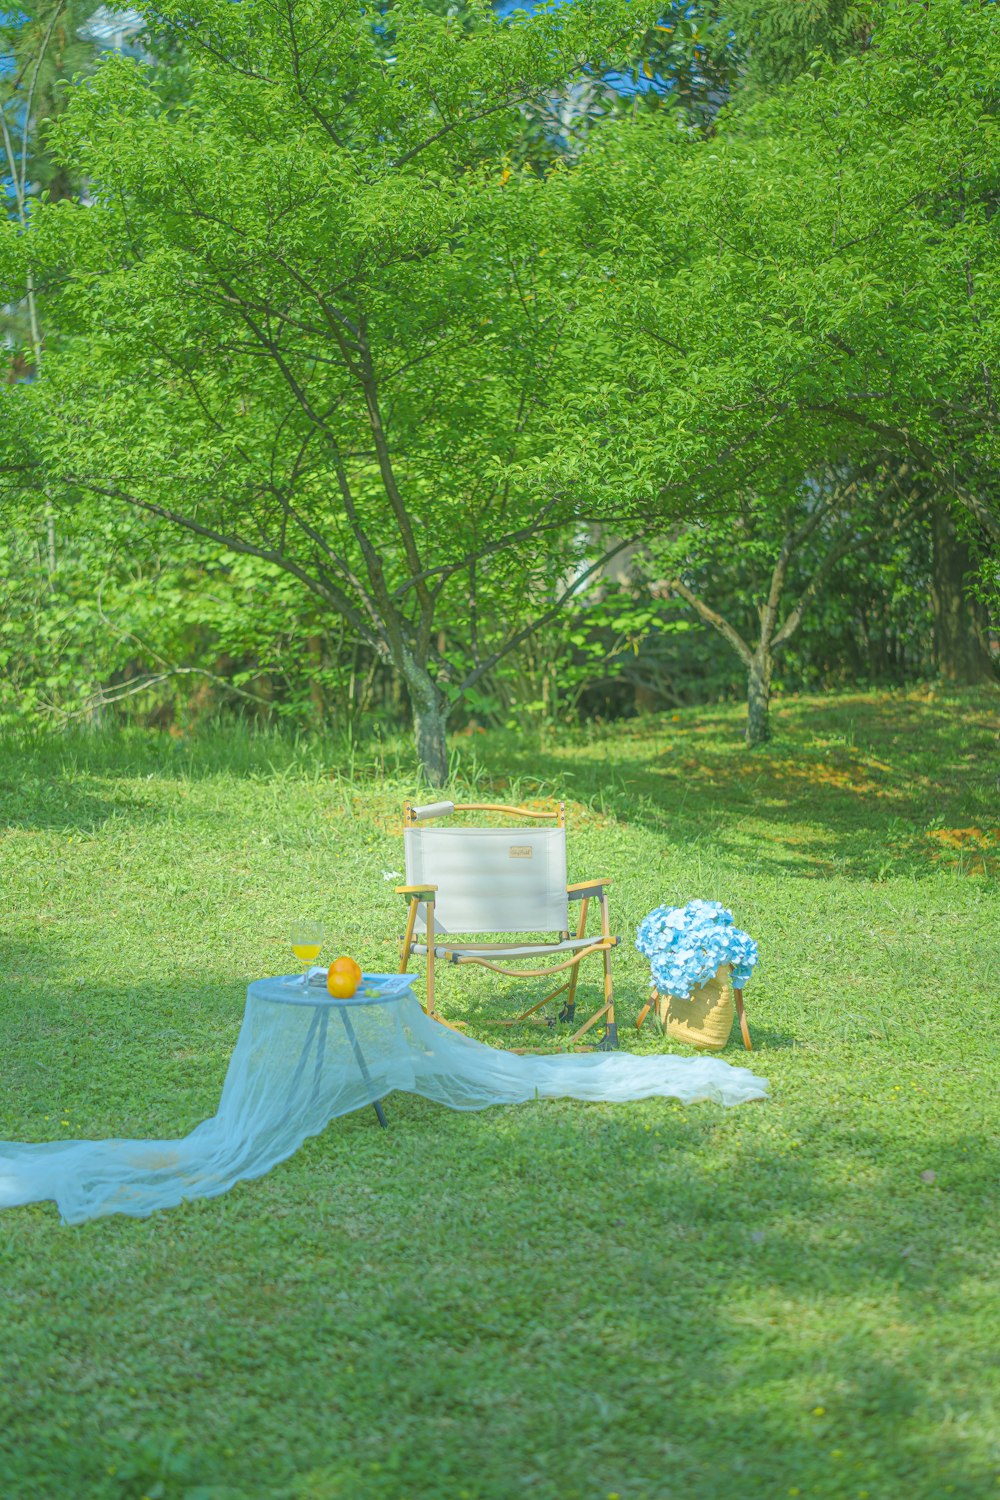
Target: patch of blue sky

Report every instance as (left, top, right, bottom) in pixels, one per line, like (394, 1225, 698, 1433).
(1, 2, 29, 80)
(2, 86, 27, 212)
(1, 11, 24, 93)
(493, 0, 681, 98)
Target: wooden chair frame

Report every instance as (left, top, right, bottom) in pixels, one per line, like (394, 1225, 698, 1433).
(397, 800, 620, 1049)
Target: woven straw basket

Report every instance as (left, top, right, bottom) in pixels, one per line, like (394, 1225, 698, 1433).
(654, 964, 734, 1050)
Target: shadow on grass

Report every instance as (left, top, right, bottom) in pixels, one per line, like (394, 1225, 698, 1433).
(0, 766, 150, 836)
(0, 940, 246, 1137)
(446, 979, 802, 1056)
(0, 721, 394, 787)
(0, 961, 994, 1499)
(465, 690, 1000, 882)
(306, 1102, 994, 1500)
(3, 692, 997, 874)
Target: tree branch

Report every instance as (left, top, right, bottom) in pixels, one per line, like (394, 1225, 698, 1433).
(770, 530, 857, 650)
(452, 535, 640, 700)
(806, 402, 1000, 544)
(663, 577, 754, 667)
(64, 475, 388, 655)
(389, 505, 566, 600)
(390, 89, 535, 170)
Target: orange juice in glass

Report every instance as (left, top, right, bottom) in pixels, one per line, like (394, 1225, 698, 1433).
(291, 921, 324, 985)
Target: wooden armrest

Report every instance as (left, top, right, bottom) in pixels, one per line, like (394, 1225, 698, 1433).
(567, 879, 612, 900)
(395, 883, 438, 897)
(453, 802, 561, 819)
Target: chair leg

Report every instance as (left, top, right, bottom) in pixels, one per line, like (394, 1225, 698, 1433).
(538, 978, 571, 1010)
(734, 986, 752, 1050)
(598, 892, 618, 1050)
(560, 897, 589, 1023)
(425, 899, 436, 1017)
(598, 995, 618, 1048)
(637, 987, 665, 1030)
(483, 989, 564, 1026)
(428, 1011, 466, 1035)
(565, 1002, 611, 1047)
(399, 897, 419, 975)
(483, 977, 573, 1027)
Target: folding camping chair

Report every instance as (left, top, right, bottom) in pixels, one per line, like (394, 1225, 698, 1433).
(396, 799, 620, 1049)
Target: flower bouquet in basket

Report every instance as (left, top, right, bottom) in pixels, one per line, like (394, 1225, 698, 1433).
(635, 900, 757, 1051)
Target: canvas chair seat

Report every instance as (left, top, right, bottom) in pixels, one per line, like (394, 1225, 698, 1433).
(396, 799, 619, 1049)
(413, 934, 614, 961)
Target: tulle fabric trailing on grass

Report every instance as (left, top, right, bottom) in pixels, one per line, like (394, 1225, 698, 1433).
(0, 975, 768, 1225)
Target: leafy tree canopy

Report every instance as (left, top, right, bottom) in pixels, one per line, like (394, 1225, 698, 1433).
(717, 0, 873, 92)
(550, 0, 1000, 551)
(0, 0, 662, 780)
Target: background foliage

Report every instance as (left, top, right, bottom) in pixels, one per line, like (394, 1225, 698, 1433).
(1, 0, 996, 757)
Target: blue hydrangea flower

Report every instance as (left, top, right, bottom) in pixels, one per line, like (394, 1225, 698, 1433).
(636, 900, 758, 1000)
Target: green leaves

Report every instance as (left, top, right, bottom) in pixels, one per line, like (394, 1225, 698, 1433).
(554, 0, 1000, 549)
(2, 0, 677, 769)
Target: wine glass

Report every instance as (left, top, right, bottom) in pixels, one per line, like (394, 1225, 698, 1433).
(290, 920, 324, 986)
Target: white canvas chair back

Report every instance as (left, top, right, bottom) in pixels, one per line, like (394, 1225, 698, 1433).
(404, 826, 569, 935)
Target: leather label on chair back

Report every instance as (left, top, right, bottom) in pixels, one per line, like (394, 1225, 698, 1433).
(508, 846, 532, 858)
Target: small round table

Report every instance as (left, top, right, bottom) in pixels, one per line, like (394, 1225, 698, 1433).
(247, 974, 416, 1129)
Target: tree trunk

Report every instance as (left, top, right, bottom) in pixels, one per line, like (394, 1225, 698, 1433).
(401, 658, 450, 786)
(931, 502, 994, 684)
(746, 648, 773, 747)
(413, 697, 449, 786)
(307, 635, 325, 727)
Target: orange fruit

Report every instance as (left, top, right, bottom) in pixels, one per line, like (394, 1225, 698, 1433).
(326, 955, 362, 999)
(327, 973, 357, 999)
(334, 955, 362, 985)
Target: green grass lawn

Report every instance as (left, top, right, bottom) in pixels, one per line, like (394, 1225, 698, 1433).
(1, 688, 998, 1500)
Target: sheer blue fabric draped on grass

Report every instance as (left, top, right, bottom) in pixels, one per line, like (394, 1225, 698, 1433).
(0, 975, 769, 1225)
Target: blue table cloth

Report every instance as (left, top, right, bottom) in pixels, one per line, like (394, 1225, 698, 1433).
(0, 973, 768, 1224)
